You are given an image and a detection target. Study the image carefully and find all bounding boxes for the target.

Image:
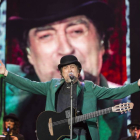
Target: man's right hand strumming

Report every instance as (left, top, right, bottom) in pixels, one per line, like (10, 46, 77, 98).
(0, 60, 8, 76)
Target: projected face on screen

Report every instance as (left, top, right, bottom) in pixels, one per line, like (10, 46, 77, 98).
(27, 15, 105, 83)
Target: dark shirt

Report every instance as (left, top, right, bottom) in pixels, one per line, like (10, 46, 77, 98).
(57, 82, 77, 112)
(56, 82, 87, 138)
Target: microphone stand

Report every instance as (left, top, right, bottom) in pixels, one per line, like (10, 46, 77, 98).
(5, 135, 10, 140)
(70, 78, 73, 140)
(6, 125, 11, 140)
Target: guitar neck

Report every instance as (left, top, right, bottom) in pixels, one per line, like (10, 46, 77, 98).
(74, 107, 112, 123)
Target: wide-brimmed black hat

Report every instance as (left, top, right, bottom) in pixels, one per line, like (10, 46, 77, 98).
(58, 55, 82, 71)
(127, 120, 140, 129)
(3, 113, 19, 122)
(7, 0, 114, 37)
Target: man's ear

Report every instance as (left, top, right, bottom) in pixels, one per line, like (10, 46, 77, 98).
(26, 47, 34, 65)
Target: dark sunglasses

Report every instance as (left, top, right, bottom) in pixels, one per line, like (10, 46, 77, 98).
(130, 126, 140, 130)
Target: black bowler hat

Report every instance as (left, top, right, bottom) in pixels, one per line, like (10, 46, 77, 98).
(7, 0, 114, 37)
(127, 120, 140, 129)
(58, 55, 82, 71)
(3, 113, 19, 122)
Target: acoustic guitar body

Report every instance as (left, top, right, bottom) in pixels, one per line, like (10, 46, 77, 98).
(36, 107, 75, 140)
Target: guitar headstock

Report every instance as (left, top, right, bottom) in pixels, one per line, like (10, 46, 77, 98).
(112, 102, 134, 113)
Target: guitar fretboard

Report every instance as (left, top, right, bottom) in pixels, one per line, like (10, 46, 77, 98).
(74, 107, 112, 123)
(52, 107, 112, 126)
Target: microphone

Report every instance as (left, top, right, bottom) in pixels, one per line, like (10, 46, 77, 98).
(7, 124, 10, 132)
(69, 72, 74, 80)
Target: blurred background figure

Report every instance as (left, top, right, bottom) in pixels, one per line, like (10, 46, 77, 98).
(0, 113, 24, 140)
(121, 120, 140, 140)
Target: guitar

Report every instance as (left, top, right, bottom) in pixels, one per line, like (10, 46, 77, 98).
(36, 102, 133, 140)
